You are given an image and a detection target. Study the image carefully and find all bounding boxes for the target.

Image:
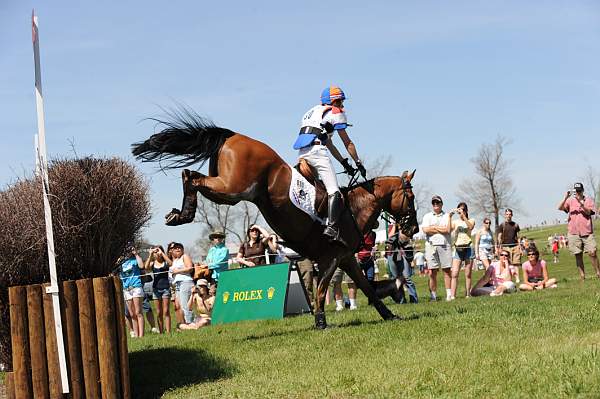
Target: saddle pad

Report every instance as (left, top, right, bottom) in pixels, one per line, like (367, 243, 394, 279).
(289, 168, 324, 223)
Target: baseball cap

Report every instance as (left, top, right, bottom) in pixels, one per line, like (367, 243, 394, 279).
(431, 195, 443, 204)
(574, 182, 584, 192)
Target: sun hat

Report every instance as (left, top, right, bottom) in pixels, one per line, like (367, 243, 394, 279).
(208, 230, 226, 240)
(196, 279, 209, 287)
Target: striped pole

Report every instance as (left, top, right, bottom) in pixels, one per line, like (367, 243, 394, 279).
(32, 10, 70, 394)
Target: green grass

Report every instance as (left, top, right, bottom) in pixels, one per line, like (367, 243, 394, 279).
(3, 223, 600, 398)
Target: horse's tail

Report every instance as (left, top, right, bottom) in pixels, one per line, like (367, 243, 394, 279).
(131, 107, 235, 169)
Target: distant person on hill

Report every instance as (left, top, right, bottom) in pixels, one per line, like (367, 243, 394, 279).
(497, 208, 522, 282)
(470, 250, 516, 297)
(551, 239, 560, 263)
(475, 217, 495, 270)
(519, 247, 557, 291)
(558, 183, 599, 280)
(413, 248, 427, 277)
(450, 202, 476, 299)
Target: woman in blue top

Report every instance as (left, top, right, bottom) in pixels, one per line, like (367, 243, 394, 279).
(475, 218, 495, 271)
(144, 245, 172, 333)
(120, 246, 145, 337)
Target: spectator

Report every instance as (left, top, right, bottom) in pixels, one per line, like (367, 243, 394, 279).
(357, 224, 378, 289)
(413, 247, 426, 277)
(557, 183, 600, 280)
(497, 208, 522, 282)
(141, 272, 159, 334)
(166, 243, 184, 325)
(296, 258, 315, 308)
(179, 279, 214, 330)
(169, 242, 195, 324)
(203, 231, 229, 295)
(519, 247, 558, 291)
(470, 250, 516, 297)
(475, 217, 495, 270)
(387, 222, 418, 303)
(119, 246, 145, 337)
(144, 246, 172, 333)
(551, 239, 560, 263)
(331, 258, 358, 310)
(421, 195, 453, 301)
(236, 225, 271, 267)
(450, 202, 476, 299)
(267, 234, 287, 264)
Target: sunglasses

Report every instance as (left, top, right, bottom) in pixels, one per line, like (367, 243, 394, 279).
(484, 222, 491, 225)
(527, 253, 537, 256)
(432, 201, 442, 205)
(500, 253, 509, 257)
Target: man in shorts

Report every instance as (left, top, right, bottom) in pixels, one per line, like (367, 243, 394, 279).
(330, 256, 360, 310)
(421, 195, 453, 301)
(497, 208, 522, 281)
(558, 182, 599, 280)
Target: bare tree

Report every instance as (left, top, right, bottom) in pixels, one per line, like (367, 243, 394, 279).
(583, 163, 600, 218)
(190, 196, 264, 256)
(457, 135, 519, 227)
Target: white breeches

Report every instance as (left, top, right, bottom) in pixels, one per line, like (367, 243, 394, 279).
(298, 145, 339, 195)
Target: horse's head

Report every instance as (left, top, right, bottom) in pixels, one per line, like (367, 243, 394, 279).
(385, 170, 419, 237)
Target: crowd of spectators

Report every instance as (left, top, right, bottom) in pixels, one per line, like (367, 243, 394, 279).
(117, 182, 596, 335)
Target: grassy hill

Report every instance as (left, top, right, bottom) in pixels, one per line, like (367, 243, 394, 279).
(2, 224, 600, 398)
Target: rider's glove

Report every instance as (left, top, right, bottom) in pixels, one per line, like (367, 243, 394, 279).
(340, 158, 356, 175)
(320, 121, 334, 133)
(356, 161, 367, 178)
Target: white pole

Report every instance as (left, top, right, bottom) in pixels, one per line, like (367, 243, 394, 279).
(32, 10, 70, 394)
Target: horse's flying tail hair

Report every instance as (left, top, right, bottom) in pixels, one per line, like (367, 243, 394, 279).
(131, 106, 235, 170)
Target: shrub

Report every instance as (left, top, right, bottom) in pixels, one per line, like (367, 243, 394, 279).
(0, 156, 151, 367)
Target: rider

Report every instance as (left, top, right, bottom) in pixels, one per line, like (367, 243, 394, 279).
(293, 85, 366, 242)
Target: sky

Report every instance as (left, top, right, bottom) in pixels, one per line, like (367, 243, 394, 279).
(1, 1, 599, 249)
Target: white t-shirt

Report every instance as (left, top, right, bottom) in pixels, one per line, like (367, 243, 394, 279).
(421, 211, 450, 246)
(414, 251, 425, 266)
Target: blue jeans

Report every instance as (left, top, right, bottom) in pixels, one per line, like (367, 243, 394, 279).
(176, 280, 195, 323)
(359, 258, 375, 282)
(387, 255, 418, 304)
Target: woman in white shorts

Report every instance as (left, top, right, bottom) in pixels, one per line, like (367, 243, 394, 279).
(119, 246, 145, 337)
(470, 250, 516, 296)
(475, 217, 495, 270)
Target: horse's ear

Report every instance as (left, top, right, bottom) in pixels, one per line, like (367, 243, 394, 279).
(408, 169, 416, 181)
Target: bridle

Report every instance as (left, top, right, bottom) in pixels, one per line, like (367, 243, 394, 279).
(381, 175, 416, 235)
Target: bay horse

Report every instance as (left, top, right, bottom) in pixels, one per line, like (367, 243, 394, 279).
(132, 109, 419, 329)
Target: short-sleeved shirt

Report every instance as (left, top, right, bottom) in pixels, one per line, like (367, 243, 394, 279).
(414, 252, 425, 266)
(522, 259, 545, 279)
(239, 240, 268, 266)
(206, 243, 229, 280)
(357, 231, 376, 261)
(120, 257, 142, 289)
(422, 211, 450, 246)
(563, 196, 596, 236)
(498, 221, 520, 245)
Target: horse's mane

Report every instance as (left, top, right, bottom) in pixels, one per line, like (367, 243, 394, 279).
(131, 107, 235, 170)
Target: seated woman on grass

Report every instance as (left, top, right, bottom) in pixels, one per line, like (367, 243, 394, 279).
(519, 247, 558, 291)
(179, 279, 214, 330)
(470, 250, 517, 297)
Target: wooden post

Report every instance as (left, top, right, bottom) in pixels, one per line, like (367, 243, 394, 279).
(93, 277, 120, 399)
(9, 286, 33, 398)
(76, 278, 101, 399)
(27, 284, 50, 399)
(42, 283, 64, 398)
(112, 276, 131, 399)
(62, 280, 84, 399)
(6, 371, 16, 399)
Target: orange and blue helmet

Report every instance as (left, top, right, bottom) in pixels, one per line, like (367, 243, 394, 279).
(320, 86, 346, 105)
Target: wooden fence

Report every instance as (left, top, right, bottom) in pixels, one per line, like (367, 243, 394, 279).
(5, 276, 130, 399)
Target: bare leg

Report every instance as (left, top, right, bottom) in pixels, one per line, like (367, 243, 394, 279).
(174, 297, 184, 324)
(471, 267, 494, 296)
(464, 260, 473, 296)
(443, 268, 452, 291)
(519, 283, 534, 291)
(543, 278, 557, 288)
(125, 300, 138, 337)
(162, 298, 172, 333)
(481, 257, 491, 270)
(348, 283, 357, 309)
(589, 252, 600, 278)
(450, 259, 461, 298)
(132, 297, 145, 337)
(575, 253, 585, 280)
(154, 299, 164, 333)
(429, 269, 438, 299)
(145, 307, 156, 330)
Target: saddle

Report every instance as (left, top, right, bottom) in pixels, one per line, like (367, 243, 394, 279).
(294, 159, 328, 218)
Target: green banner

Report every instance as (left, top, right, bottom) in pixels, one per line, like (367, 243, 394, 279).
(212, 263, 290, 325)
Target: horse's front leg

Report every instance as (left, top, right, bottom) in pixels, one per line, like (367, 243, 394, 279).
(314, 258, 338, 329)
(341, 256, 399, 321)
(165, 169, 199, 226)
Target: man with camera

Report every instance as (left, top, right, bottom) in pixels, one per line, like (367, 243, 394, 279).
(558, 183, 599, 280)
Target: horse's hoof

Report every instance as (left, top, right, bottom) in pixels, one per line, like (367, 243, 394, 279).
(388, 314, 402, 321)
(314, 312, 327, 330)
(165, 208, 182, 226)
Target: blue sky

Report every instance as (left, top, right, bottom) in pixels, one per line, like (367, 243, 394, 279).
(1, 1, 599, 248)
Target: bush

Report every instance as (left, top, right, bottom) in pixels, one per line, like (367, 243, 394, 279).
(0, 156, 151, 367)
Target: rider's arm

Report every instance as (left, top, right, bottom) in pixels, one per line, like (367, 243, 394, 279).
(325, 140, 346, 164)
(337, 129, 361, 165)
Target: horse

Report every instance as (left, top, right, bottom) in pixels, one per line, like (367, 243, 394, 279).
(132, 109, 419, 329)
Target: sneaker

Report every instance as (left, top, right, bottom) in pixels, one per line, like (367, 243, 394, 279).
(151, 327, 160, 334)
(429, 295, 438, 302)
(446, 296, 455, 302)
(490, 291, 502, 297)
(549, 284, 558, 289)
(349, 305, 358, 310)
(335, 305, 344, 312)
(129, 331, 136, 338)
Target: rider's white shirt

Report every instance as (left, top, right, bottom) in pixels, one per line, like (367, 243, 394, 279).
(300, 105, 348, 132)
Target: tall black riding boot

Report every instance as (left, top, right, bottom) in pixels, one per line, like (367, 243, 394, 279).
(323, 191, 344, 242)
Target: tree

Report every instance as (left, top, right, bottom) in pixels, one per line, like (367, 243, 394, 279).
(457, 135, 519, 227)
(583, 163, 600, 218)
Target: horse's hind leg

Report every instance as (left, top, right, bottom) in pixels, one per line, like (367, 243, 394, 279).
(165, 169, 199, 226)
(314, 258, 338, 329)
(341, 256, 398, 321)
